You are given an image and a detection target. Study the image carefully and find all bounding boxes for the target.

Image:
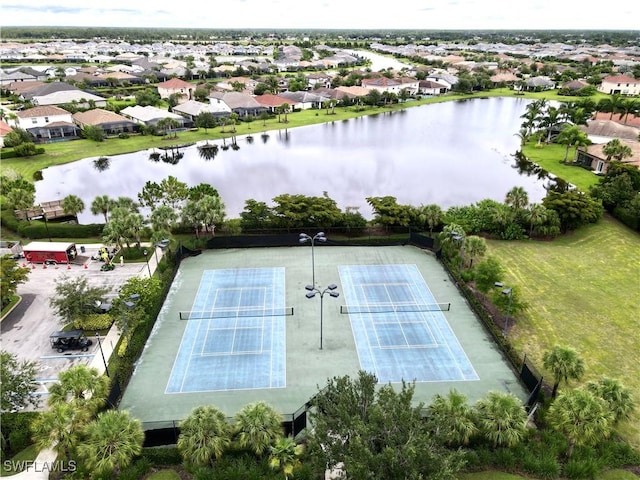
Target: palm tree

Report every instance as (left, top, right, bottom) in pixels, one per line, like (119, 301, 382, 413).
(505, 186, 529, 211)
(62, 194, 85, 221)
(48, 364, 109, 411)
(157, 117, 179, 138)
(525, 203, 548, 237)
(603, 138, 633, 161)
(426, 389, 477, 447)
(268, 436, 304, 480)
(30, 402, 83, 460)
(234, 401, 283, 456)
(91, 194, 115, 223)
(419, 204, 443, 235)
(177, 405, 230, 468)
(149, 205, 177, 233)
(198, 195, 226, 236)
(555, 125, 590, 163)
(281, 103, 290, 123)
(547, 388, 612, 458)
(542, 344, 586, 398)
(77, 410, 144, 476)
(474, 391, 527, 448)
(463, 235, 487, 268)
(586, 377, 636, 425)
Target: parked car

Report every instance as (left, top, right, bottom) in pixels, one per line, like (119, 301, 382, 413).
(49, 330, 93, 353)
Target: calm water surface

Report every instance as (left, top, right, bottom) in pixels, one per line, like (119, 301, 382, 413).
(35, 97, 549, 224)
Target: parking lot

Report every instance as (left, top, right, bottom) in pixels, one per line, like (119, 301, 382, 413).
(0, 243, 162, 406)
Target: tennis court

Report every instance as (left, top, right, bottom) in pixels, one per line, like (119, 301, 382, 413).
(166, 268, 288, 393)
(119, 245, 527, 426)
(339, 264, 478, 383)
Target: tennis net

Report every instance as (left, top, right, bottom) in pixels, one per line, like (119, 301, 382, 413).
(340, 303, 450, 314)
(179, 307, 294, 320)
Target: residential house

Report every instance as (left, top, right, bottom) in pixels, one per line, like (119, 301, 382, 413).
(579, 119, 639, 142)
(490, 71, 520, 88)
(4, 80, 46, 97)
(418, 80, 449, 96)
(591, 111, 640, 128)
(425, 73, 457, 90)
(575, 139, 640, 174)
(157, 78, 196, 103)
(335, 85, 370, 99)
(208, 91, 267, 117)
(598, 75, 640, 96)
(32, 89, 107, 108)
(15, 105, 80, 143)
(0, 68, 37, 86)
(306, 73, 332, 89)
(72, 108, 139, 136)
(524, 76, 556, 91)
(361, 77, 403, 94)
(120, 105, 190, 128)
(560, 79, 590, 93)
(254, 94, 300, 113)
(312, 87, 357, 103)
(277, 90, 329, 110)
(172, 99, 231, 121)
(216, 77, 258, 94)
(0, 120, 13, 147)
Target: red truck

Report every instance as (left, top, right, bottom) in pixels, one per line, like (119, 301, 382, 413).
(22, 241, 78, 265)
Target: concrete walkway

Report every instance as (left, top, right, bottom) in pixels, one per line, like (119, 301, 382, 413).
(5, 244, 166, 479)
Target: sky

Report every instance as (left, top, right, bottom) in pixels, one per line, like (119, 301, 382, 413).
(2, 0, 639, 31)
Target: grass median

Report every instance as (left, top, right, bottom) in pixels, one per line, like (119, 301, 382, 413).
(487, 215, 640, 448)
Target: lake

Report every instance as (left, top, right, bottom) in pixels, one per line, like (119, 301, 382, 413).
(35, 97, 550, 224)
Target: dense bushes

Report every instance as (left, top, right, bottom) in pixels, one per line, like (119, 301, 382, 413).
(0, 412, 39, 458)
(73, 313, 114, 331)
(0, 208, 104, 239)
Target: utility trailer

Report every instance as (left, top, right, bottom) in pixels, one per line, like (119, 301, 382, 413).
(22, 241, 78, 264)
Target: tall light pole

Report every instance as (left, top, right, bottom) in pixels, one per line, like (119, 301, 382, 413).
(143, 249, 151, 277)
(495, 282, 513, 336)
(299, 232, 326, 287)
(121, 293, 140, 338)
(305, 284, 339, 350)
(95, 333, 109, 377)
(451, 232, 465, 274)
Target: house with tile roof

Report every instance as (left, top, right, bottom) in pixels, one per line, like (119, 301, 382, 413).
(575, 139, 640, 174)
(277, 90, 329, 110)
(157, 78, 196, 103)
(172, 99, 231, 121)
(254, 94, 300, 113)
(208, 91, 267, 117)
(0, 120, 13, 147)
(32, 89, 107, 108)
(72, 108, 139, 136)
(15, 105, 80, 143)
(598, 75, 640, 96)
(418, 80, 449, 96)
(120, 105, 190, 128)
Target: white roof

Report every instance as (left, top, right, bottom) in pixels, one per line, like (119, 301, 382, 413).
(23, 241, 75, 252)
(120, 105, 183, 122)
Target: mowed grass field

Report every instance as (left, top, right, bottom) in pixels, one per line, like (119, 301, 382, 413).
(487, 215, 640, 448)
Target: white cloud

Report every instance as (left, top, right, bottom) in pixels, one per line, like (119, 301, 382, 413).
(2, 0, 639, 30)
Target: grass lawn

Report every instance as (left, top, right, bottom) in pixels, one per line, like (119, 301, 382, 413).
(457, 469, 638, 480)
(521, 142, 601, 193)
(486, 215, 640, 448)
(0, 445, 38, 477)
(145, 469, 182, 480)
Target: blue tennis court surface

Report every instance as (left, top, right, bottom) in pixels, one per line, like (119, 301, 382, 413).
(338, 264, 479, 383)
(166, 267, 286, 393)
